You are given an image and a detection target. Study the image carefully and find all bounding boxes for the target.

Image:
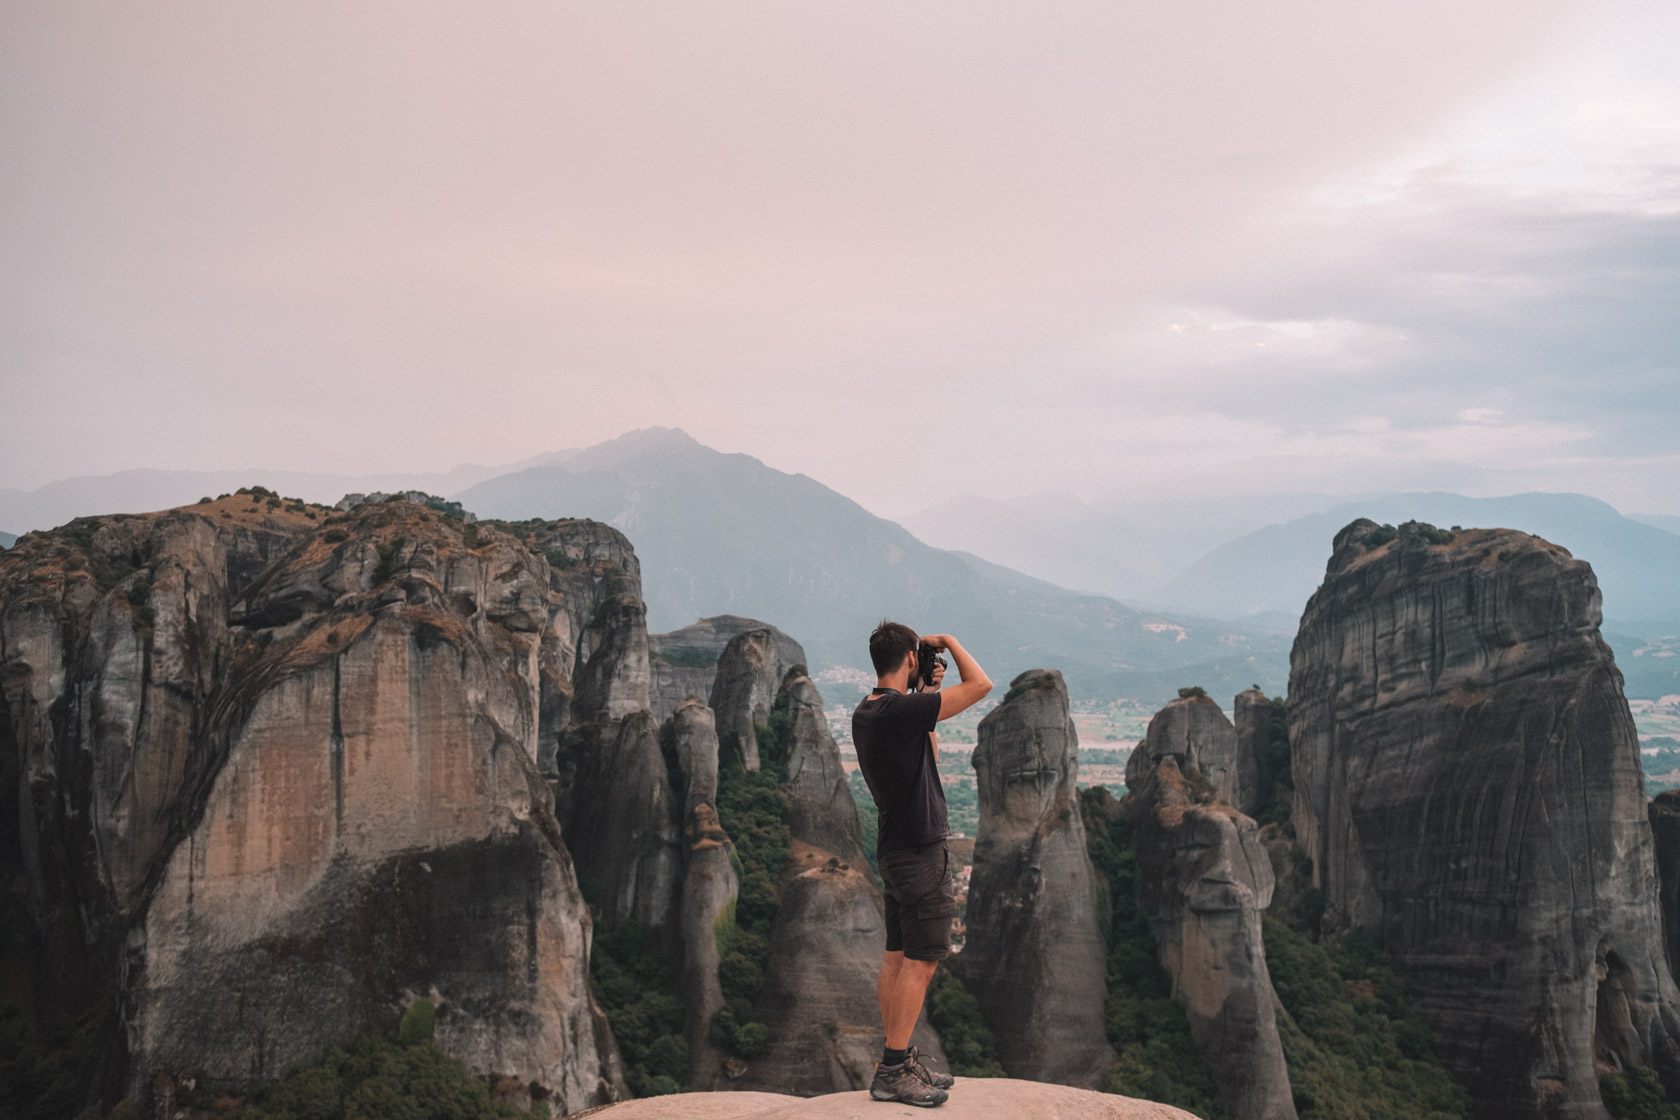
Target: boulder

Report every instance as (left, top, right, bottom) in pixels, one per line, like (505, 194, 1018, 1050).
(1288, 519, 1680, 1117)
(1127, 754, 1296, 1120)
(649, 615, 805, 722)
(1126, 687, 1237, 805)
(964, 669, 1115, 1087)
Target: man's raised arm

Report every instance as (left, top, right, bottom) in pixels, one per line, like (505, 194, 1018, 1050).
(921, 634, 993, 721)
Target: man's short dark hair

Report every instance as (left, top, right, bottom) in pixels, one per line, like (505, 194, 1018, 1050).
(870, 619, 919, 676)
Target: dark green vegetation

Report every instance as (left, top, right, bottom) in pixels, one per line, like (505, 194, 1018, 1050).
(1601, 1067, 1680, 1120)
(709, 712, 792, 1064)
(1263, 916, 1469, 1120)
(1080, 788, 1226, 1119)
(926, 967, 1005, 1077)
(205, 1004, 547, 1120)
(0, 1004, 103, 1120)
(589, 922, 687, 1097)
(651, 647, 718, 670)
(1081, 776, 1469, 1120)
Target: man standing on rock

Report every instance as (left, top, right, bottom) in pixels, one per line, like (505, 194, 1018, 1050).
(853, 621, 993, 1107)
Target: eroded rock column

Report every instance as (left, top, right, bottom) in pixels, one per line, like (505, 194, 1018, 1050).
(965, 669, 1114, 1087)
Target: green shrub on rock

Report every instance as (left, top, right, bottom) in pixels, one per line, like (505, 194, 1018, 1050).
(398, 998, 435, 1045)
(588, 921, 688, 1097)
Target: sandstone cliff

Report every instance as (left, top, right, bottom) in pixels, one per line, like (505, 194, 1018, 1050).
(964, 669, 1114, 1087)
(1651, 790, 1680, 985)
(1288, 518, 1680, 1118)
(649, 616, 805, 722)
(0, 496, 628, 1110)
(1127, 745, 1296, 1120)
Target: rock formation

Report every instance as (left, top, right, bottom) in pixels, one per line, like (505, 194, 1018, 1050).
(648, 615, 805, 722)
(1651, 791, 1680, 984)
(580, 1079, 1202, 1120)
(734, 670, 944, 1095)
(710, 627, 785, 771)
(1288, 518, 1680, 1118)
(668, 699, 739, 1088)
(1231, 688, 1278, 819)
(779, 670, 868, 871)
(1126, 687, 1238, 806)
(0, 497, 627, 1110)
(1127, 747, 1296, 1120)
(964, 669, 1114, 1087)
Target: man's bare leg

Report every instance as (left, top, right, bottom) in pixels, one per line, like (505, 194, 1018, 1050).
(882, 954, 938, 1049)
(878, 950, 904, 1032)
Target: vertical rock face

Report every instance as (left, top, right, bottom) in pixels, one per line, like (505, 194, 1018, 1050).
(710, 628, 783, 771)
(670, 699, 738, 1088)
(734, 670, 944, 1096)
(1651, 791, 1680, 984)
(0, 498, 627, 1110)
(965, 669, 1114, 1088)
(1288, 519, 1680, 1119)
(648, 615, 805, 722)
(1232, 688, 1278, 819)
(1126, 688, 1238, 806)
(779, 671, 868, 871)
(1128, 751, 1296, 1120)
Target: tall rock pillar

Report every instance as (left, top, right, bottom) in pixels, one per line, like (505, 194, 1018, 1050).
(965, 669, 1115, 1087)
(1288, 518, 1680, 1119)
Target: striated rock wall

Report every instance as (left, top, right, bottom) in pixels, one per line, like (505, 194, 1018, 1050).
(1288, 518, 1680, 1119)
(964, 669, 1114, 1087)
(649, 616, 805, 723)
(0, 498, 630, 1110)
(1128, 749, 1296, 1120)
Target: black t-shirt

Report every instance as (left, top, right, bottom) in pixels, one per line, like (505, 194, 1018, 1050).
(852, 689, 946, 854)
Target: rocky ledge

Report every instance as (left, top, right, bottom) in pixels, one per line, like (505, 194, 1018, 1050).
(580, 1080, 1197, 1120)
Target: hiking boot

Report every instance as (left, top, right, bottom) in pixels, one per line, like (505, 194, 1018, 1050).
(905, 1046, 954, 1090)
(871, 1062, 949, 1107)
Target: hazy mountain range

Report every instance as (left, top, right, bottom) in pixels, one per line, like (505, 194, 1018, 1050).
(455, 428, 1287, 700)
(4, 427, 1675, 701)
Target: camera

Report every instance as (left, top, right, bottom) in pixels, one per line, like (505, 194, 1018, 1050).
(915, 642, 947, 690)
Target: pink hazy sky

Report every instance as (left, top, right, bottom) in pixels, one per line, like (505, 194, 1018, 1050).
(3, 2, 1677, 514)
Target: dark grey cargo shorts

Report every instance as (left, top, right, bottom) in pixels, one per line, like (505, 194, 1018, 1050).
(879, 840, 956, 961)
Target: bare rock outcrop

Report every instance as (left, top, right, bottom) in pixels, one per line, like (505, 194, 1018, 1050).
(1231, 688, 1278, 819)
(710, 627, 784, 771)
(1652, 790, 1680, 984)
(1126, 751, 1296, 1120)
(590, 1079, 1201, 1120)
(668, 699, 738, 1088)
(649, 615, 805, 722)
(1289, 518, 1680, 1118)
(964, 669, 1114, 1087)
(0, 497, 628, 1110)
(1125, 687, 1237, 805)
(733, 671, 944, 1095)
(779, 670, 868, 871)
